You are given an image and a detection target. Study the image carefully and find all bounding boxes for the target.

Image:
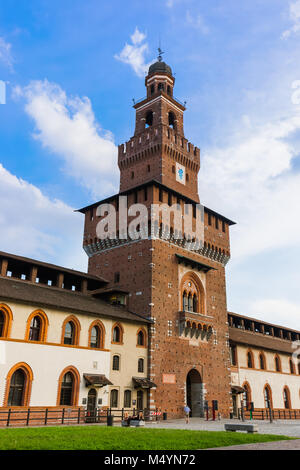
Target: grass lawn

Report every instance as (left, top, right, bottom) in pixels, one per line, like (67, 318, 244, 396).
(0, 426, 294, 450)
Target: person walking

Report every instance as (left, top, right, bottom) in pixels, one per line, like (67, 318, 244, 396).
(183, 405, 191, 424)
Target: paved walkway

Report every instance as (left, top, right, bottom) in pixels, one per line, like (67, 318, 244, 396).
(145, 417, 300, 438)
(206, 439, 300, 450)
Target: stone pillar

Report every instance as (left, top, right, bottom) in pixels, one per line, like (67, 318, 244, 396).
(57, 272, 64, 288)
(0, 259, 8, 277)
(81, 279, 88, 294)
(30, 266, 38, 283)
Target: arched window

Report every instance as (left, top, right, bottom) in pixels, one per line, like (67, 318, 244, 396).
(88, 321, 105, 349)
(150, 84, 155, 95)
(180, 272, 205, 315)
(124, 390, 131, 408)
(275, 355, 281, 372)
(259, 353, 266, 370)
(60, 372, 74, 406)
(167, 85, 171, 96)
(8, 369, 26, 406)
(158, 82, 164, 92)
(264, 385, 272, 409)
(64, 322, 74, 345)
(0, 310, 5, 337)
(290, 359, 295, 374)
(168, 111, 176, 129)
(112, 323, 123, 344)
(247, 351, 254, 368)
(29, 316, 41, 341)
(110, 389, 118, 408)
(145, 111, 153, 127)
(138, 358, 144, 373)
(57, 367, 80, 406)
(61, 316, 80, 346)
(112, 355, 120, 371)
(242, 382, 252, 410)
(283, 387, 291, 409)
(90, 326, 100, 348)
(0, 304, 13, 338)
(137, 329, 146, 346)
(4, 363, 33, 407)
(25, 310, 48, 342)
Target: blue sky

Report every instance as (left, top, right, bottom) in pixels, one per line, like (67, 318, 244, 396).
(0, 0, 300, 328)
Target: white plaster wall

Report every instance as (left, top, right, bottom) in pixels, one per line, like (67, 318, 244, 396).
(233, 344, 300, 409)
(0, 340, 110, 407)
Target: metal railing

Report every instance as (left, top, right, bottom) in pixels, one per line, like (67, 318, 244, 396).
(236, 408, 300, 421)
(0, 407, 162, 428)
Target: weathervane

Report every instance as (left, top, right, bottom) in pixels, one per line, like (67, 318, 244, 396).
(157, 46, 164, 62)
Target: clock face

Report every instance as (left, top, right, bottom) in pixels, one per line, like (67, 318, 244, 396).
(176, 162, 186, 184)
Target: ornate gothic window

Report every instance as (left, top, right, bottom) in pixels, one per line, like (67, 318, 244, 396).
(181, 274, 204, 314)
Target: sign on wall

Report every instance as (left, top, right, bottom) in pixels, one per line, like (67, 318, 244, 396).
(162, 373, 176, 384)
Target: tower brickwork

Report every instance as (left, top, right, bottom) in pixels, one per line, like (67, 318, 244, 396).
(79, 55, 235, 418)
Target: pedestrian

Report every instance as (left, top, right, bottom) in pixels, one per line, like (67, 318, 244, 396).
(183, 405, 191, 424)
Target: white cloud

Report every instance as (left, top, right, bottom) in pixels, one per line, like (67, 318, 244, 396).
(14, 80, 118, 199)
(115, 28, 154, 77)
(0, 37, 13, 70)
(200, 110, 300, 261)
(0, 163, 86, 271)
(248, 299, 300, 330)
(281, 1, 300, 39)
(186, 11, 210, 34)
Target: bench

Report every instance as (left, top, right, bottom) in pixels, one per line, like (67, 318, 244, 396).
(224, 423, 258, 434)
(121, 419, 145, 427)
(129, 420, 145, 427)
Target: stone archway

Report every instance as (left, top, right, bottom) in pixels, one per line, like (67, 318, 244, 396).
(186, 369, 203, 417)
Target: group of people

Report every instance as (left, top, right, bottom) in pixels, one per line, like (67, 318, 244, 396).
(123, 411, 144, 426)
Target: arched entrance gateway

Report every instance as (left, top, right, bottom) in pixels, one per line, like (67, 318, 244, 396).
(186, 369, 204, 417)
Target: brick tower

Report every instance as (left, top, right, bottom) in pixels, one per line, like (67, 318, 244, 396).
(79, 53, 235, 418)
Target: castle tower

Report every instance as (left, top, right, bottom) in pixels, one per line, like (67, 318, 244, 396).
(79, 53, 235, 418)
(118, 53, 200, 202)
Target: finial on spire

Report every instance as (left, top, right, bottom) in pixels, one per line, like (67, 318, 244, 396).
(157, 47, 164, 62)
